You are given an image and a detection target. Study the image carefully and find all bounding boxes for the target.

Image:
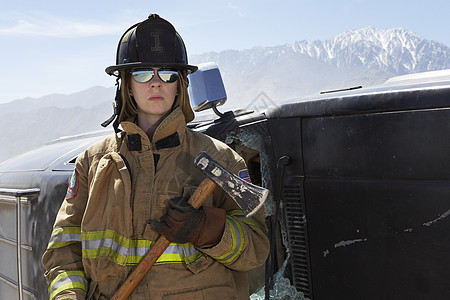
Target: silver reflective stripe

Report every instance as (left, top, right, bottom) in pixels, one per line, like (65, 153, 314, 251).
(163, 244, 197, 255)
(128, 245, 148, 257)
(51, 274, 87, 291)
(133, 244, 202, 261)
(82, 238, 129, 257)
(228, 209, 267, 236)
(182, 244, 201, 257)
(50, 233, 81, 243)
(230, 212, 245, 217)
(216, 217, 243, 262)
(49, 273, 88, 299)
(82, 238, 201, 263)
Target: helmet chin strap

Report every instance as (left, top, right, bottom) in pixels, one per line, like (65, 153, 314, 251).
(101, 78, 122, 133)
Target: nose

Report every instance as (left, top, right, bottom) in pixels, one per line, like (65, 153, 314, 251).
(149, 70, 162, 87)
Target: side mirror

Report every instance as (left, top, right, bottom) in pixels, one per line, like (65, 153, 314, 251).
(188, 62, 227, 112)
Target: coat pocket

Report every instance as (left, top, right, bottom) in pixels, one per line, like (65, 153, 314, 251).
(82, 152, 133, 282)
(84, 152, 133, 231)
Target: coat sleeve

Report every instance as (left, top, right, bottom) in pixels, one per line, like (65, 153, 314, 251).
(41, 151, 90, 300)
(200, 157, 270, 271)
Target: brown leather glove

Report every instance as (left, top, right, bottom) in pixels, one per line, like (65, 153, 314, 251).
(150, 197, 226, 248)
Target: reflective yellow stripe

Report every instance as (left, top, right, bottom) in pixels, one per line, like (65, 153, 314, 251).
(228, 210, 244, 216)
(47, 226, 81, 249)
(213, 216, 245, 263)
(228, 210, 267, 234)
(48, 270, 87, 300)
(81, 230, 204, 266)
(51, 226, 82, 235)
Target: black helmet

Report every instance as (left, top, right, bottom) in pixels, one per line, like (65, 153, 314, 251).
(102, 14, 197, 130)
(105, 14, 197, 75)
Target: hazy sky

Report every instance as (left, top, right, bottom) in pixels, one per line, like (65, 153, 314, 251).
(1, 0, 449, 103)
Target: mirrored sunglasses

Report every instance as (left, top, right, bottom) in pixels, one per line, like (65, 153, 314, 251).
(131, 69, 179, 83)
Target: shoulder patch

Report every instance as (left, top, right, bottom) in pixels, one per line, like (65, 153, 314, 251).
(65, 170, 79, 200)
(238, 169, 252, 183)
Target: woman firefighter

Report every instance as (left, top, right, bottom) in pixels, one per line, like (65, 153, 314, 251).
(42, 14, 269, 299)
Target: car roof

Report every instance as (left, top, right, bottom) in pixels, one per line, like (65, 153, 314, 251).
(0, 130, 111, 172)
(265, 69, 450, 119)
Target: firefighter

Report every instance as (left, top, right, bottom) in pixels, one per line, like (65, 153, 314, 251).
(42, 14, 269, 299)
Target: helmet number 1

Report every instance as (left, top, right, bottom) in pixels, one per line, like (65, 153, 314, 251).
(151, 32, 163, 52)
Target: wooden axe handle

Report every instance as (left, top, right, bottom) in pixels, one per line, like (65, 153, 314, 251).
(111, 178, 217, 300)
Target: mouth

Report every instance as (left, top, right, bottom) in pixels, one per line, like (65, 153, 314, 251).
(149, 95, 164, 101)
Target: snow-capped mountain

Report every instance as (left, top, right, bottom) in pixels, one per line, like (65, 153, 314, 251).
(189, 27, 450, 109)
(193, 27, 450, 76)
(291, 27, 450, 74)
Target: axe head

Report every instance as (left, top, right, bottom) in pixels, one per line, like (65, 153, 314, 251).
(194, 151, 268, 217)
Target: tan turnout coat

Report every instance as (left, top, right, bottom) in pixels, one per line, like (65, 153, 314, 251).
(42, 107, 269, 299)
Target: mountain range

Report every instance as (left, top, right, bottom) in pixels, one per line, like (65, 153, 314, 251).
(292, 27, 449, 74)
(189, 27, 449, 108)
(1, 27, 449, 163)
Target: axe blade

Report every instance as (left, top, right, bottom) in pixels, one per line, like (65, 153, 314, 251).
(194, 151, 268, 217)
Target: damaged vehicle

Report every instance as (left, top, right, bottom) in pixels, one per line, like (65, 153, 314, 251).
(1, 64, 450, 299)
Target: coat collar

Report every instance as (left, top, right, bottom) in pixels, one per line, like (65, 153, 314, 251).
(120, 108, 186, 151)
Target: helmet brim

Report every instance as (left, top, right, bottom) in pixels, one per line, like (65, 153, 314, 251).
(105, 62, 198, 76)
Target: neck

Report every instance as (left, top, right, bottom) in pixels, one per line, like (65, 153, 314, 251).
(138, 109, 175, 140)
(137, 114, 165, 140)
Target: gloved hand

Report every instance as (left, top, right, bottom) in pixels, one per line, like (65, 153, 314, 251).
(150, 197, 226, 248)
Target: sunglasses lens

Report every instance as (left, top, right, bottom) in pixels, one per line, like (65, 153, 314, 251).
(131, 69, 179, 83)
(132, 70, 155, 83)
(158, 70, 179, 83)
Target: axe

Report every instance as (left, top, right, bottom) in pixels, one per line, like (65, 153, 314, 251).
(111, 151, 268, 300)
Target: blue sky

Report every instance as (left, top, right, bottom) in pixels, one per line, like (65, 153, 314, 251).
(1, 0, 449, 103)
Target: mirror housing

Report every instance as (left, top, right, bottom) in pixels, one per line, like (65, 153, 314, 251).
(188, 62, 227, 112)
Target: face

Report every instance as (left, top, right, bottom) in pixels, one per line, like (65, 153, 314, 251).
(130, 68, 178, 125)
